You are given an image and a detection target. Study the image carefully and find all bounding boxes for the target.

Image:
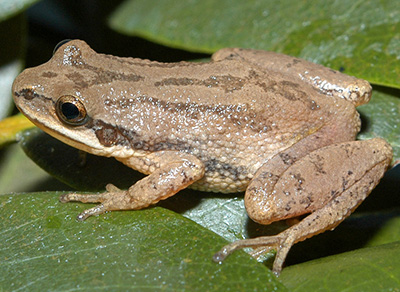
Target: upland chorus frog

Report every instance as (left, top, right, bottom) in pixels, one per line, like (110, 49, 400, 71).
(12, 40, 392, 274)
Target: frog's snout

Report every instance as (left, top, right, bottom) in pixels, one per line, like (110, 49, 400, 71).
(12, 69, 31, 101)
(12, 67, 45, 106)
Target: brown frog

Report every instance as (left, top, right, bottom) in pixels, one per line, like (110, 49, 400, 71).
(12, 40, 392, 274)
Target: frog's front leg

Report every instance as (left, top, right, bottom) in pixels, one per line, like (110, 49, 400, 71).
(214, 138, 392, 275)
(60, 151, 205, 220)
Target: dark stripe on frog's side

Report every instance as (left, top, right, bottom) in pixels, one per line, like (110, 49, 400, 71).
(155, 71, 313, 105)
(154, 75, 246, 93)
(103, 95, 270, 134)
(89, 116, 248, 181)
(64, 65, 144, 89)
(86, 118, 191, 151)
(88, 117, 249, 180)
(254, 78, 309, 102)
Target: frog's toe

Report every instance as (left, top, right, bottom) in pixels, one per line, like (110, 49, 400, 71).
(105, 183, 121, 192)
(59, 192, 90, 203)
(213, 234, 290, 275)
(76, 203, 106, 221)
(59, 192, 113, 203)
(249, 246, 275, 258)
(59, 193, 71, 203)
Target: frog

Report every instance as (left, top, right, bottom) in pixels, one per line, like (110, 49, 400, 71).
(12, 40, 392, 275)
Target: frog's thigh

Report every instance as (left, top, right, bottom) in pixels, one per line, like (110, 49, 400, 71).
(245, 138, 392, 226)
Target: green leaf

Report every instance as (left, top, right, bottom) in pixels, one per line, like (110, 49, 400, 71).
(365, 211, 400, 247)
(0, 0, 41, 21)
(0, 192, 285, 291)
(109, 0, 400, 88)
(279, 242, 400, 291)
(358, 87, 400, 164)
(0, 142, 68, 194)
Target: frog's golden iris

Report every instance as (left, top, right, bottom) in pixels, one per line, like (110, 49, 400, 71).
(56, 95, 88, 126)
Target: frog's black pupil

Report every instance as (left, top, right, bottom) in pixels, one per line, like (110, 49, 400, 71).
(62, 102, 79, 120)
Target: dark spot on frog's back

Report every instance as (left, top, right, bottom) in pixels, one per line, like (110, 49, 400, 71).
(286, 58, 302, 68)
(154, 77, 194, 87)
(41, 71, 58, 78)
(66, 72, 89, 88)
(94, 70, 144, 85)
(66, 64, 144, 88)
(277, 81, 307, 101)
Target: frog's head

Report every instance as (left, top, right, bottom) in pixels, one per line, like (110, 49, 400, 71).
(12, 39, 137, 158)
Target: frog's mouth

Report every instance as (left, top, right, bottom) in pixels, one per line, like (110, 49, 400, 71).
(24, 113, 108, 155)
(24, 107, 138, 159)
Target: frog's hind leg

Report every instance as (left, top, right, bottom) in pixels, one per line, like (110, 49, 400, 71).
(213, 138, 392, 275)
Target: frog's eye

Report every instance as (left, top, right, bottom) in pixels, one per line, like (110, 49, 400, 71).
(56, 95, 88, 126)
(53, 39, 72, 55)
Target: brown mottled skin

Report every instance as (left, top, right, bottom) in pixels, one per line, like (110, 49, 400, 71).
(12, 40, 392, 275)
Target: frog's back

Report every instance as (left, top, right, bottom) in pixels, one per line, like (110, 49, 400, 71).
(74, 48, 357, 192)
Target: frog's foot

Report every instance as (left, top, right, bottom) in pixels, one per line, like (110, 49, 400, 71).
(59, 184, 129, 221)
(213, 233, 292, 275)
